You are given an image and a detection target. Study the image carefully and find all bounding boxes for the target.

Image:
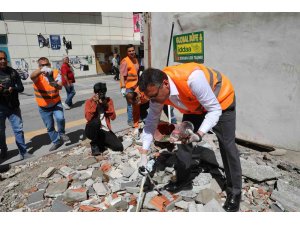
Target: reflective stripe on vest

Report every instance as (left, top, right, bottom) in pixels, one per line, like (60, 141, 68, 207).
(163, 63, 234, 114)
(33, 69, 61, 107)
(121, 56, 139, 89)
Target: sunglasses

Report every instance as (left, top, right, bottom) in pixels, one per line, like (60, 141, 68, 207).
(0, 58, 7, 61)
(39, 63, 50, 67)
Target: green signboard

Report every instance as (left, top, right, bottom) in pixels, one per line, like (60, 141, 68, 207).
(173, 31, 204, 63)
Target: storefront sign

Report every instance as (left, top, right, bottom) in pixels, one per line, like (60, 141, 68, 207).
(50, 35, 61, 50)
(173, 31, 204, 63)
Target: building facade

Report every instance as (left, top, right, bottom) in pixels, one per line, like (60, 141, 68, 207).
(0, 12, 143, 77)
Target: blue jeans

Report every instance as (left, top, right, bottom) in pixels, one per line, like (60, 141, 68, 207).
(125, 89, 133, 123)
(0, 105, 27, 156)
(64, 84, 76, 107)
(38, 102, 65, 144)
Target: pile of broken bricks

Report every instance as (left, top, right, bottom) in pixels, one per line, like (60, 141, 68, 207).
(0, 130, 300, 212)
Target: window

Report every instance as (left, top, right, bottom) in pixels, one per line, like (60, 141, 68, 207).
(0, 34, 8, 45)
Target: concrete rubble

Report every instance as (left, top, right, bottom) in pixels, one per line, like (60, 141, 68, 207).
(0, 130, 300, 212)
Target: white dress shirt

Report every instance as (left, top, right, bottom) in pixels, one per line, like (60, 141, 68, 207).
(142, 69, 222, 150)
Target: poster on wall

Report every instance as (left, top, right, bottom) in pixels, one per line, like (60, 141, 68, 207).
(13, 58, 29, 80)
(173, 31, 204, 63)
(140, 13, 144, 43)
(133, 14, 140, 33)
(51, 60, 62, 70)
(50, 35, 61, 50)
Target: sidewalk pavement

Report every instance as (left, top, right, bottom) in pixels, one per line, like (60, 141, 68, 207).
(22, 73, 106, 85)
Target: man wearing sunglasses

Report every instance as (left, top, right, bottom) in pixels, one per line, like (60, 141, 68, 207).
(30, 57, 69, 152)
(138, 63, 242, 212)
(0, 50, 30, 160)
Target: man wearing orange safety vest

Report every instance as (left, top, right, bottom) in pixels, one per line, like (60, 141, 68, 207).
(119, 44, 139, 127)
(139, 63, 242, 212)
(30, 57, 69, 152)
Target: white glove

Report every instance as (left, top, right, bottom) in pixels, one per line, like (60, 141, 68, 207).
(186, 129, 202, 144)
(41, 66, 52, 74)
(121, 88, 126, 97)
(139, 154, 148, 167)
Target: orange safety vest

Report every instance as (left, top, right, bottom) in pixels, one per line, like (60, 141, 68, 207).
(163, 63, 235, 114)
(33, 69, 61, 107)
(121, 56, 139, 89)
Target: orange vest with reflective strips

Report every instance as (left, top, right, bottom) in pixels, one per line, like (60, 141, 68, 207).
(163, 63, 235, 115)
(121, 56, 139, 89)
(33, 69, 61, 107)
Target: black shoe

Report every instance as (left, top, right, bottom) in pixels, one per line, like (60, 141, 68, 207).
(60, 133, 70, 142)
(223, 193, 241, 212)
(0, 149, 8, 159)
(49, 141, 63, 152)
(164, 181, 193, 193)
(0, 164, 11, 173)
(91, 145, 102, 156)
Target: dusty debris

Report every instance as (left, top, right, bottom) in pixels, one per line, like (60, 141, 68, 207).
(0, 130, 299, 212)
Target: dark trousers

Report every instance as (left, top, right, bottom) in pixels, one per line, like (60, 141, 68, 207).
(176, 100, 242, 195)
(112, 66, 120, 80)
(85, 119, 123, 152)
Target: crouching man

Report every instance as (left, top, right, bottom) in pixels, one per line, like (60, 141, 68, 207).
(84, 82, 123, 156)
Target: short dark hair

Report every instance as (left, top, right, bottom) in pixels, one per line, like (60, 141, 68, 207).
(93, 82, 107, 94)
(126, 44, 134, 50)
(38, 57, 49, 63)
(139, 68, 168, 92)
(0, 50, 7, 59)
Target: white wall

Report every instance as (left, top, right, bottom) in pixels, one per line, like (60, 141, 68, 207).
(1, 12, 135, 76)
(147, 12, 300, 151)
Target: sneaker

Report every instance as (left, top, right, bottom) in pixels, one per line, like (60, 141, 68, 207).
(20, 152, 33, 160)
(91, 145, 102, 156)
(49, 141, 63, 152)
(60, 133, 70, 142)
(62, 102, 70, 110)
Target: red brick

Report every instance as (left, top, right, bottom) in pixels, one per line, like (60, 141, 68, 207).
(79, 205, 101, 212)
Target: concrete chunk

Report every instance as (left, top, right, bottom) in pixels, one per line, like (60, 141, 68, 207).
(203, 198, 225, 212)
(93, 183, 110, 196)
(45, 180, 69, 198)
(240, 158, 280, 182)
(58, 166, 76, 177)
(39, 167, 56, 178)
(26, 190, 45, 205)
(196, 188, 220, 204)
(51, 200, 73, 212)
(62, 188, 88, 202)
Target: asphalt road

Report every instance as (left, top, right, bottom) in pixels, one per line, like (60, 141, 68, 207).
(1, 74, 130, 165)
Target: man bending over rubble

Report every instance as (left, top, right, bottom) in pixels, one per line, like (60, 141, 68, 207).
(138, 63, 242, 212)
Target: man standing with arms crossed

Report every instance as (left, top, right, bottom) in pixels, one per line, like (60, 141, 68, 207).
(138, 63, 242, 212)
(30, 57, 69, 151)
(119, 44, 139, 127)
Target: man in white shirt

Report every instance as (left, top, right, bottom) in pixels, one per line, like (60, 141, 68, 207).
(138, 63, 242, 212)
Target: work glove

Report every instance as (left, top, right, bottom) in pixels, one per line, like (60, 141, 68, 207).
(185, 129, 202, 144)
(120, 88, 126, 97)
(41, 66, 52, 75)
